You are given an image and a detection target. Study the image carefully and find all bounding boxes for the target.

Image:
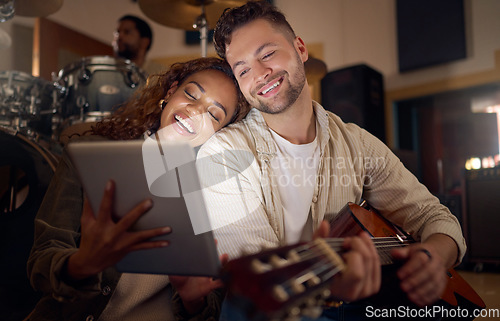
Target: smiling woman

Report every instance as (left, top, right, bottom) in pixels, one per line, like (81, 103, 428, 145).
(25, 57, 250, 321)
(157, 68, 239, 147)
(92, 57, 249, 145)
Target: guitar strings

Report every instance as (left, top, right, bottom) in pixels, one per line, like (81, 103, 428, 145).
(270, 236, 415, 297)
(324, 237, 413, 265)
(284, 237, 412, 263)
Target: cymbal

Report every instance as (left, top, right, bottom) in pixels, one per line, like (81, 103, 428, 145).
(138, 0, 247, 30)
(14, 0, 63, 17)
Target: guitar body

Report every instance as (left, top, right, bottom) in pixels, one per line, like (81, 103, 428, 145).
(329, 201, 406, 239)
(330, 202, 486, 320)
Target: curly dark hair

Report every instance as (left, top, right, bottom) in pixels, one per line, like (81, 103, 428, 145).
(92, 57, 249, 140)
(214, 0, 296, 60)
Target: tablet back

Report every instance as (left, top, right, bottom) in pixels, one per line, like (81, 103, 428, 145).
(67, 139, 220, 277)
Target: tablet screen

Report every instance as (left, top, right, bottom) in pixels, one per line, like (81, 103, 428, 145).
(67, 138, 220, 276)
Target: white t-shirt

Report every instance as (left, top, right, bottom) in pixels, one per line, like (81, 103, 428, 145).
(269, 126, 320, 244)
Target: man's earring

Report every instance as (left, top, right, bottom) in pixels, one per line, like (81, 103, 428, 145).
(159, 99, 167, 111)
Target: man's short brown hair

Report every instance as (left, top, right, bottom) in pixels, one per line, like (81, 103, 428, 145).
(213, 0, 296, 60)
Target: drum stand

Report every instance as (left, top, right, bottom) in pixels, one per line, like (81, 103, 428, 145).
(193, 4, 208, 57)
(138, 0, 247, 58)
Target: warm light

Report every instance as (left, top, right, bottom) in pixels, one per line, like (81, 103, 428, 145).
(489, 156, 495, 167)
(485, 105, 500, 113)
(465, 159, 472, 170)
(482, 156, 495, 168)
(471, 157, 481, 170)
(466, 155, 499, 170)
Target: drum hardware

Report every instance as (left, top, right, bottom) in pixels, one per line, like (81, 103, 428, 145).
(0, 70, 60, 139)
(53, 56, 147, 131)
(0, 0, 63, 22)
(138, 0, 248, 30)
(138, 0, 248, 57)
(0, 71, 50, 116)
(77, 67, 92, 85)
(125, 70, 142, 89)
(51, 74, 67, 98)
(0, 0, 15, 22)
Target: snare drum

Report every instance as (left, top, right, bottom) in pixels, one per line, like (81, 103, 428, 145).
(55, 56, 147, 126)
(0, 71, 57, 137)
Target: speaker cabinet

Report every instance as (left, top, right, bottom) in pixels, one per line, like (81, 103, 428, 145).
(464, 168, 500, 263)
(321, 64, 386, 143)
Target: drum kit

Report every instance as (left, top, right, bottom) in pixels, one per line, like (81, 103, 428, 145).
(1, 1, 247, 317)
(1, 0, 248, 212)
(2, 0, 255, 318)
(1, 0, 248, 157)
(0, 58, 148, 293)
(0, 56, 148, 174)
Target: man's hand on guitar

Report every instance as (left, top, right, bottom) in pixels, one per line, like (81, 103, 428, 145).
(329, 231, 381, 302)
(315, 221, 381, 302)
(391, 242, 447, 307)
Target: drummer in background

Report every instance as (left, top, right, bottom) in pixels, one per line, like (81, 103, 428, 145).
(112, 15, 156, 73)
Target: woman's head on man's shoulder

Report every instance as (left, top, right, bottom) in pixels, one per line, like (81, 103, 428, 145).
(92, 57, 250, 146)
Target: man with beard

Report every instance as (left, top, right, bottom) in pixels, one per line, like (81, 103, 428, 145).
(172, 1, 466, 320)
(113, 15, 153, 70)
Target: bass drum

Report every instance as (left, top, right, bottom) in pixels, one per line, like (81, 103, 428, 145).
(0, 127, 58, 320)
(55, 56, 147, 131)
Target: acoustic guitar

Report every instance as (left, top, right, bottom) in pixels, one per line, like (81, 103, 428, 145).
(223, 201, 486, 320)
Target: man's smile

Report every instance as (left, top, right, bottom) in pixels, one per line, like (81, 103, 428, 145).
(258, 76, 284, 96)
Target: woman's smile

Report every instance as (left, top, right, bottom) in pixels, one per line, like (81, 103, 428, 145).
(173, 113, 196, 135)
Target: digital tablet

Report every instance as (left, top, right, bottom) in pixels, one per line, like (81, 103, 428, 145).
(67, 138, 221, 277)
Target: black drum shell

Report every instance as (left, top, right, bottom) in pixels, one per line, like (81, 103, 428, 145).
(0, 128, 58, 320)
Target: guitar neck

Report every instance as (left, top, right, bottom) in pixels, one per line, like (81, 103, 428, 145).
(321, 236, 413, 266)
